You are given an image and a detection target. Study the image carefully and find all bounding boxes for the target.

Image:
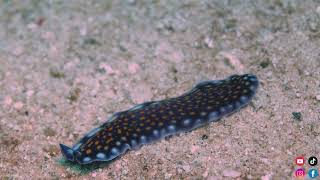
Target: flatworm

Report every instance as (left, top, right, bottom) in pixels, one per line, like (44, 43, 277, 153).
(60, 74, 259, 164)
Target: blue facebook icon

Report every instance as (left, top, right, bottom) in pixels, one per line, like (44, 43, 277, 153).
(308, 169, 319, 179)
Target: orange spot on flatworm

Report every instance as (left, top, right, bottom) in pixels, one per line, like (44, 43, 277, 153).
(86, 149, 92, 154)
(106, 138, 113, 143)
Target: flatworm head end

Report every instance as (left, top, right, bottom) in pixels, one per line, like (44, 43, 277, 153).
(60, 144, 75, 162)
(59, 143, 112, 174)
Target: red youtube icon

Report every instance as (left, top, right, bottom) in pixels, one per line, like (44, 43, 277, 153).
(296, 156, 305, 166)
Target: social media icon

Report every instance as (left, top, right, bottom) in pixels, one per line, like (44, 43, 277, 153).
(308, 156, 318, 166)
(308, 169, 318, 179)
(295, 168, 305, 178)
(296, 156, 305, 166)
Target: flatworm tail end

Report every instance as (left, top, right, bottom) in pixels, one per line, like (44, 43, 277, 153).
(182, 73, 259, 125)
(220, 74, 259, 112)
(227, 73, 259, 106)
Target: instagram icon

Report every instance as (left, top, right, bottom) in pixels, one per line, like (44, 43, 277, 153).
(295, 168, 305, 178)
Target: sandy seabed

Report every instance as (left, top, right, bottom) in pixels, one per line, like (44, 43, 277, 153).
(0, 0, 319, 179)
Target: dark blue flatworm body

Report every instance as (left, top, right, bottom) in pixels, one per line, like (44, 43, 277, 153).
(60, 74, 259, 164)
